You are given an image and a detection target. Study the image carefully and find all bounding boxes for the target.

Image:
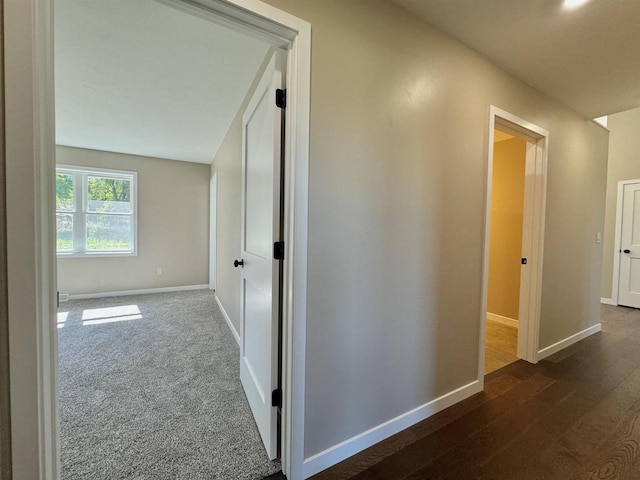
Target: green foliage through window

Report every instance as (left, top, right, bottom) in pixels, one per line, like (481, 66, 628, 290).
(87, 176, 131, 213)
(55, 167, 136, 254)
(56, 174, 74, 211)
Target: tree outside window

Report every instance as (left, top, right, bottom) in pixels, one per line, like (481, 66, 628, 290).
(56, 166, 137, 256)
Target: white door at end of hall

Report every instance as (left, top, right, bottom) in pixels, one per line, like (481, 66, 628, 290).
(237, 50, 285, 460)
(619, 182, 640, 308)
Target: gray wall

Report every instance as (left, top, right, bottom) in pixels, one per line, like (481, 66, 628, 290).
(264, 0, 609, 459)
(57, 146, 210, 295)
(601, 107, 640, 300)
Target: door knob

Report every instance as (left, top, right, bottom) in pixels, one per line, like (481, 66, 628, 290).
(234, 259, 244, 268)
(624, 249, 631, 254)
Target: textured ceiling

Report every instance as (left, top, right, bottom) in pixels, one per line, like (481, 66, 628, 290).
(392, 0, 640, 119)
(55, 0, 270, 164)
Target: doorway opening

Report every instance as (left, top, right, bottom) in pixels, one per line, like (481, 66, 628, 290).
(54, 1, 285, 477)
(38, 1, 311, 479)
(479, 106, 549, 381)
(484, 129, 526, 374)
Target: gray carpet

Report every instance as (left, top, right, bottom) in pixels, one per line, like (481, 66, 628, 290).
(58, 290, 281, 480)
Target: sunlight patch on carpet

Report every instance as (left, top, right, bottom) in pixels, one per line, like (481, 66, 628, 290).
(81, 305, 142, 326)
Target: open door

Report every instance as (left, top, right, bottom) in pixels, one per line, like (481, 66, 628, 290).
(236, 50, 285, 460)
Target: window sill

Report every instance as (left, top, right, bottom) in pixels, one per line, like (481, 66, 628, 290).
(57, 252, 137, 259)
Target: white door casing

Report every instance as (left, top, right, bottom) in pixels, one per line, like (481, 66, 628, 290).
(239, 50, 284, 460)
(618, 182, 640, 308)
(480, 106, 548, 381)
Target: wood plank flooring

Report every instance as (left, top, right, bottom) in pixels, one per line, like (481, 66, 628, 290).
(484, 319, 519, 374)
(310, 305, 640, 480)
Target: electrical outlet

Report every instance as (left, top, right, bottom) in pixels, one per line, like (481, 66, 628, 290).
(157, 267, 163, 275)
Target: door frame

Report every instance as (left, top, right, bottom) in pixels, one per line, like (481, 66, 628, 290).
(611, 179, 640, 305)
(209, 173, 217, 290)
(5, 0, 310, 478)
(478, 106, 549, 384)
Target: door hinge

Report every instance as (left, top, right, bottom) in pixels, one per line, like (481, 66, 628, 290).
(274, 241, 285, 260)
(271, 388, 282, 408)
(276, 89, 286, 109)
(521, 258, 528, 265)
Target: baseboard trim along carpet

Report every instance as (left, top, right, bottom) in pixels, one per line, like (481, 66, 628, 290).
(302, 380, 482, 478)
(215, 294, 240, 345)
(537, 323, 602, 360)
(66, 284, 209, 300)
(486, 312, 518, 328)
(600, 297, 617, 306)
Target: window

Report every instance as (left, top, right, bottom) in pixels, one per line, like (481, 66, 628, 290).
(56, 165, 137, 256)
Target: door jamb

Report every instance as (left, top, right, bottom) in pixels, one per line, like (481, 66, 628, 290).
(16, 0, 310, 478)
(478, 106, 549, 386)
(611, 179, 640, 306)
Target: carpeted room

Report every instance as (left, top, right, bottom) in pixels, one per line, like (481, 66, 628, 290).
(57, 290, 280, 479)
(54, 1, 285, 478)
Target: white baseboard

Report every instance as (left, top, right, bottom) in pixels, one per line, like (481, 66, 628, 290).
(487, 312, 518, 328)
(537, 323, 602, 360)
(215, 294, 240, 345)
(67, 284, 209, 300)
(600, 297, 617, 306)
(302, 380, 482, 478)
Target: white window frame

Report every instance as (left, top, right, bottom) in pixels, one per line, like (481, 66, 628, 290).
(56, 164, 138, 257)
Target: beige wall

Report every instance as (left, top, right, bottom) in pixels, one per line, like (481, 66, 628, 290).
(210, 51, 272, 337)
(6, 0, 48, 474)
(57, 146, 210, 295)
(487, 136, 526, 320)
(3, 0, 611, 474)
(0, 3, 10, 474)
(601, 107, 640, 299)
(264, 0, 608, 460)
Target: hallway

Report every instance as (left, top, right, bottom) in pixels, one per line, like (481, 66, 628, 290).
(313, 305, 640, 480)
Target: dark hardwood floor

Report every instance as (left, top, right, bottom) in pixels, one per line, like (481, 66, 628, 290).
(311, 304, 640, 480)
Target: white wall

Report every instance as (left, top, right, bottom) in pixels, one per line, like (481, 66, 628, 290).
(57, 146, 210, 295)
(265, 0, 608, 462)
(600, 107, 640, 300)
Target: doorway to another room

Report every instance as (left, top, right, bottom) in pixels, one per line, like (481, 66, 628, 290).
(484, 129, 526, 374)
(480, 107, 549, 377)
(54, 1, 289, 478)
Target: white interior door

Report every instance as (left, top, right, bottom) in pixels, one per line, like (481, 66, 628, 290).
(238, 50, 284, 460)
(619, 182, 640, 308)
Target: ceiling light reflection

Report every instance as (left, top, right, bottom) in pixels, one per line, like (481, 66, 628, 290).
(563, 0, 589, 9)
